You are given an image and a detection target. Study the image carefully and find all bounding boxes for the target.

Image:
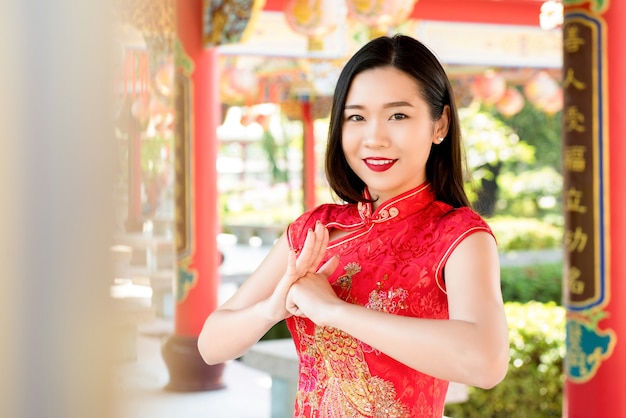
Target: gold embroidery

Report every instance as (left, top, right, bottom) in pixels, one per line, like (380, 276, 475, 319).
(367, 275, 409, 314)
(295, 262, 411, 417)
(310, 325, 410, 417)
(333, 262, 361, 301)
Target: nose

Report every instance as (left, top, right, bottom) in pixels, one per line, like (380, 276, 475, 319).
(363, 120, 389, 148)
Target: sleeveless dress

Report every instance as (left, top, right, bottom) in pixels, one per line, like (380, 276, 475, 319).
(285, 183, 494, 418)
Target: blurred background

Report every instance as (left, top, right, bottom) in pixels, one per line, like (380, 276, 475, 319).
(1, 1, 569, 417)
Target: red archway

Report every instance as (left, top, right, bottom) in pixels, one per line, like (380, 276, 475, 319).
(263, 0, 548, 27)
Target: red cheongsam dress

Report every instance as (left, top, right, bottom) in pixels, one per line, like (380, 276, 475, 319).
(285, 182, 494, 418)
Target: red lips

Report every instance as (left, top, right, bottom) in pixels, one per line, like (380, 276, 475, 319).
(364, 158, 397, 172)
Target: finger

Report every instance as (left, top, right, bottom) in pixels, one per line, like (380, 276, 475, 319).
(294, 228, 316, 275)
(317, 254, 340, 278)
(309, 222, 328, 269)
(286, 301, 307, 318)
(308, 222, 329, 272)
(277, 249, 299, 293)
(285, 288, 299, 315)
(284, 248, 298, 278)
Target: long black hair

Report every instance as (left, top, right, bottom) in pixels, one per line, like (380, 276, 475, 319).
(324, 34, 470, 208)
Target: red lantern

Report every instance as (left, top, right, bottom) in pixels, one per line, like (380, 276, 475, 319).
(539, 87, 563, 114)
(471, 70, 506, 105)
(284, 0, 345, 51)
(496, 87, 525, 116)
(524, 70, 562, 113)
(346, 0, 418, 38)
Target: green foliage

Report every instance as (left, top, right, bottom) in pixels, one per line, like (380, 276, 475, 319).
(460, 105, 535, 185)
(490, 101, 562, 173)
(501, 262, 562, 304)
(488, 216, 563, 251)
(445, 302, 565, 418)
(497, 167, 563, 217)
(261, 320, 290, 340)
(468, 100, 563, 219)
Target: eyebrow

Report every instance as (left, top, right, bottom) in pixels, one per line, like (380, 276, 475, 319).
(344, 101, 414, 110)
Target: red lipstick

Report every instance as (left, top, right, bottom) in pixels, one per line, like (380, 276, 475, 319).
(364, 158, 397, 172)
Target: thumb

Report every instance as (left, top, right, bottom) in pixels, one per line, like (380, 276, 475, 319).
(317, 255, 340, 278)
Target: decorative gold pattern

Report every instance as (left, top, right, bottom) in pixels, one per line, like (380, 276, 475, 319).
(295, 316, 410, 417)
(366, 275, 409, 314)
(333, 262, 361, 300)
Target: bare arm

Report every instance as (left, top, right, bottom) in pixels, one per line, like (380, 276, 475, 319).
(286, 231, 509, 389)
(198, 222, 333, 365)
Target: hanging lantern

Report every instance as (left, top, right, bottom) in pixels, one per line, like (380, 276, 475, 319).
(470, 70, 506, 105)
(346, 0, 418, 39)
(496, 87, 525, 117)
(524, 70, 562, 113)
(284, 0, 346, 51)
(538, 87, 563, 114)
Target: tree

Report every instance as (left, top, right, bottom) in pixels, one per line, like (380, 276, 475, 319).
(460, 104, 535, 217)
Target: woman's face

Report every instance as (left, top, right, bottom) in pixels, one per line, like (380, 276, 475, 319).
(341, 66, 448, 206)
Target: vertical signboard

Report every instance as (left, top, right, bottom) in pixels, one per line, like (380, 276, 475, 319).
(561, 1, 626, 415)
(563, 6, 615, 384)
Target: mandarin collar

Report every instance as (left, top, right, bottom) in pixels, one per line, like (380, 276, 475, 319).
(357, 182, 434, 225)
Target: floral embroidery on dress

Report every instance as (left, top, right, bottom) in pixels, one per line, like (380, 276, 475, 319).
(333, 262, 361, 300)
(366, 275, 409, 314)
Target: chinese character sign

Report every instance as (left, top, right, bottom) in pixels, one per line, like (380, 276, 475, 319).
(562, 6, 616, 387)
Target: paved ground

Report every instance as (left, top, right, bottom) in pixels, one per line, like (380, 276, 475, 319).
(114, 318, 272, 418)
(114, 241, 274, 418)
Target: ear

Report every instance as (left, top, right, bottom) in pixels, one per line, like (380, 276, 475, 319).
(432, 105, 451, 144)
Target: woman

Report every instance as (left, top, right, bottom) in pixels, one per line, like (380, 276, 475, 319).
(198, 34, 509, 418)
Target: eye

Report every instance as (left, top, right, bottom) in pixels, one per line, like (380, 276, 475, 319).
(346, 114, 365, 122)
(389, 113, 408, 121)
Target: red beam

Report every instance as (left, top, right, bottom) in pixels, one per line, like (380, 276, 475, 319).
(263, 0, 544, 27)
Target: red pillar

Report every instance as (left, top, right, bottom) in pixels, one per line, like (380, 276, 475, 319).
(563, 1, 626, 416)
(161, 0, 224, 391)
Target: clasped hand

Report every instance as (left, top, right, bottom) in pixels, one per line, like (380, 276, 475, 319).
(270, 221, 341, 326)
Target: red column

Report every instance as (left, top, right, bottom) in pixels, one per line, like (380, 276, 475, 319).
(161, 0, 224, 391)
(563, 1, 626, 416)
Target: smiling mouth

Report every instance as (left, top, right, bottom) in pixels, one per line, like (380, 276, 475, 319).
(364, 158, 397, 172)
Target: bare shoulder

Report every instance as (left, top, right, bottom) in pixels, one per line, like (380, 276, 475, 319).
(444, 231, 503, 319)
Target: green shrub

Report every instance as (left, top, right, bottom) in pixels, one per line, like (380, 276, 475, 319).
(261, 320, 290, 340)
(501, 262, 562, 304)
(445, 302, 565, 417)
(488, 217, 563, 251)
